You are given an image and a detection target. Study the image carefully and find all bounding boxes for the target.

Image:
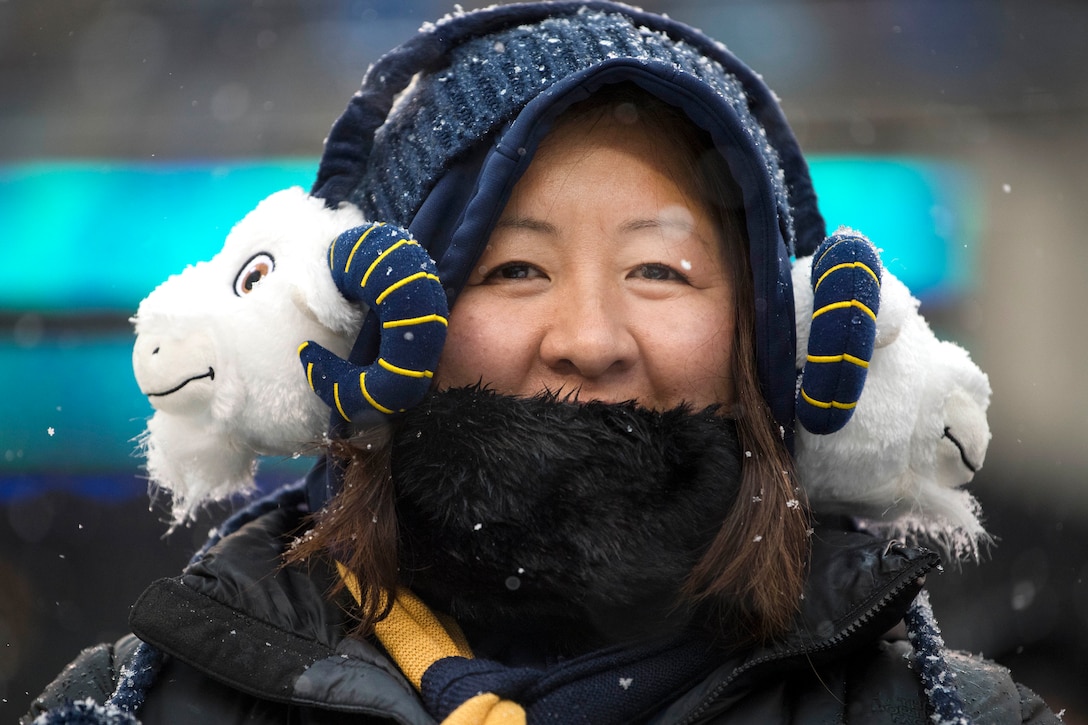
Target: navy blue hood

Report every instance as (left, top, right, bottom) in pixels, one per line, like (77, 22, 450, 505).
(308, 1, 826, 508)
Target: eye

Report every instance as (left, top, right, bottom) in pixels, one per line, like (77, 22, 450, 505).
(497, 263, 532, 279)
(484, 262, 544, 281)
(631, 263, 687, 283)
(233, 252, 275, 296)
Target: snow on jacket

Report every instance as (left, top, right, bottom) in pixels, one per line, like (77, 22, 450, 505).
(25, 488, 1056, 725)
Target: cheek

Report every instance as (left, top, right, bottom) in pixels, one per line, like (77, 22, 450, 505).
(646, 301, 736, 407)
(684, 325, 735, 400)
(434, 301, 533, 391)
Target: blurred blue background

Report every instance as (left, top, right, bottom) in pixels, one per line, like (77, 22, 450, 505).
(2, 0, 1086, 720)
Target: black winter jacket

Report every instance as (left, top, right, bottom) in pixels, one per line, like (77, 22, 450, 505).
(26, 501, 1057, 724)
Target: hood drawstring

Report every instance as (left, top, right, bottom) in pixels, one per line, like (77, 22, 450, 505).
(904, 589, 972, 725)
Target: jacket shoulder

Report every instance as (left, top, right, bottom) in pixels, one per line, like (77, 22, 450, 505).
(942, 648, 1061, 725)
(22, 634, 141, 724)
(862, 641, 1061, 725)
(825, 641, 1060, 725)
(661, 639, 1061, 725)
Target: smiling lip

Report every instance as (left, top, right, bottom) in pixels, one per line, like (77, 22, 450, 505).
(146, 367, 215, 397)
(943, 426, 978, 473)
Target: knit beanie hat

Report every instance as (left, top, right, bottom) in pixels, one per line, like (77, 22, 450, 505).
(306, 0, 827, 508)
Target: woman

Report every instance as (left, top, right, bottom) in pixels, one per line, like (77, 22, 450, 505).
(26, 2, 1056, 723)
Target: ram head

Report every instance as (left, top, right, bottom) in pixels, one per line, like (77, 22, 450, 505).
(793, 232, 993, 559)
(131, 187, 366, 525)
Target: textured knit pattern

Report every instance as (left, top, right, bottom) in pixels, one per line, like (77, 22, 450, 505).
(359, 9, 792, 247)
(338, 571, 473, 690)
(103, 642, 164, 715)
(31, 698, 140, 725)
(905, 590, 972, 725)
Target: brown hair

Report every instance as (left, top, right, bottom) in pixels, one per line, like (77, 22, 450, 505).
(287, 84, 810, 645)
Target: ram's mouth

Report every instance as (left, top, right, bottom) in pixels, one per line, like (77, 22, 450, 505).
(146, 367, 215, 397)
(943, 426, 978, 476)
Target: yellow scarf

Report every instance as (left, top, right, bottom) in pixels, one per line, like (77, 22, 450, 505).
(337, 563, 526, 724)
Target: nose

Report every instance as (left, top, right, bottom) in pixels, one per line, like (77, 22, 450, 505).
(539, 284, 638, 385)
(132, 329, 217, 414)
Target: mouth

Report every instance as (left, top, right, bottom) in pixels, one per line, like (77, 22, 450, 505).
(146, 367, 215, 397)
(943, 426, 978, 474)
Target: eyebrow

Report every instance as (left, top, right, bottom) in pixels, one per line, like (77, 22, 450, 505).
(494, 216, 559, 235)
(495, 216, 697, 236)
(619, 217, 696, 235)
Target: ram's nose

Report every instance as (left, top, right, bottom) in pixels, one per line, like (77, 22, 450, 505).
(133, 331, 217, 415)
(938, 388, 991, 487)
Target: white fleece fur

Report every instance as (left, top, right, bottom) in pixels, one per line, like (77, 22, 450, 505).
(131, 187, 367, 525)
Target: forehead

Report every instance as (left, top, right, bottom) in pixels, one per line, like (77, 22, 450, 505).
(524, 109, 714, 207)
(487, 121, 728, 274)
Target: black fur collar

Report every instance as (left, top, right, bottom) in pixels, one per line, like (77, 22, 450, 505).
(391, 387, 742, 652)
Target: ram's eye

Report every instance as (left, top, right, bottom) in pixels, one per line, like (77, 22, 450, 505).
(233, 253, 275, 296)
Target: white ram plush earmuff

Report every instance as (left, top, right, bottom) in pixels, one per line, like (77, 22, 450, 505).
(131, 187, 367, 526)
(793, 229, 993, 560)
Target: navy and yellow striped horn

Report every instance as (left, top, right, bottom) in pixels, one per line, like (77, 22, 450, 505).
(796, 232, 882, 434)
(299, 223, 448, 423)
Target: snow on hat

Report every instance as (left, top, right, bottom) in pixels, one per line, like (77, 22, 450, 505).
(306, 0, 827, 506)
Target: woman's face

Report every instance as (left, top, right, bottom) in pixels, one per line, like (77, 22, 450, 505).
(435, 111, 737, 410)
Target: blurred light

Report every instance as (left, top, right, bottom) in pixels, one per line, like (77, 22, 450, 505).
(0, 160, 315, 312)
(0, 334, 154, 474)
(808, 156, 981, 302)
(1012, 579, 1037, 611)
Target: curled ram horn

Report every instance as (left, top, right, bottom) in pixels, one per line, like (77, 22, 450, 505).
(795, 230, 883, 435)
(299, 223, 449, 423)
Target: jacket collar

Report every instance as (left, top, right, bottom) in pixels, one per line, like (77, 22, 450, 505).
(662, 528, 938, 723)
(129, 502, 433, 723)
(129, 491, 937, 720)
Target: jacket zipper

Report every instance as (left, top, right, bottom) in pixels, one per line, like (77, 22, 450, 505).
(674, 553, 938, 725)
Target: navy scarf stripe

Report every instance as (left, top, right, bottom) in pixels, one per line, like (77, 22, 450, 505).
(422, 636, 723, 724)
